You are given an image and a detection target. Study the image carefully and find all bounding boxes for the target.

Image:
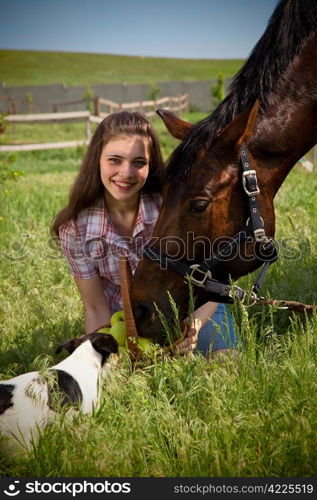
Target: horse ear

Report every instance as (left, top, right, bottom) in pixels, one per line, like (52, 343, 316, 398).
(213, 100, 260, 156)
(156, 109, 193, 140)
(239, 99, 260, 144)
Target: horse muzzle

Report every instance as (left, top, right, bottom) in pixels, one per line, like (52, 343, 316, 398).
(132, 300, 165, 342)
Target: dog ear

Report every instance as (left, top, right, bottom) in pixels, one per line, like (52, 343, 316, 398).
(55, 337, 81, 355)
(90, 333, 119, 359)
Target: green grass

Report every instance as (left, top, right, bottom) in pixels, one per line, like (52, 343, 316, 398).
(0, 50, 244, 87)
(0, 114, 316, 476)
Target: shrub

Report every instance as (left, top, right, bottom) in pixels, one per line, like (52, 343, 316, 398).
(210, 73, 225, 111)
(0, 154, 21, 184)
(148, 84, 161, 102)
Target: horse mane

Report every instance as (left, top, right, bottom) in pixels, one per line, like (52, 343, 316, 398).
(166, 0, 317, 183)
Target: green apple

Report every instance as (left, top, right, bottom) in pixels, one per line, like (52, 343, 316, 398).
(110, 321, 127, 346)
(138, 337, 153, 352)
(98, 326, 111, 334)
(110, 310, 125, 327)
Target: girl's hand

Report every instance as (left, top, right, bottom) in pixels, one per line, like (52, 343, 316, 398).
(174, 318, 201, 355)
(174, 302, 218, 355)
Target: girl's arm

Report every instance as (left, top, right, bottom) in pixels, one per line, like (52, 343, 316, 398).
(175, 301, 219, 354)
(74, 275, 111, 334)
(186, 301, 218, 331)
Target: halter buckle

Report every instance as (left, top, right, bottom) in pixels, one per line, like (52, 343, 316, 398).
(244, 291, 258, 308)
(254, 228, 268, 243)
(188, 264, 212, 287)
(242, 170, 260, 196)
(229, 286, 247, 302)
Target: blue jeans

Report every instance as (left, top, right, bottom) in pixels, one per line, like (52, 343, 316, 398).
(195, 303, 238, 356)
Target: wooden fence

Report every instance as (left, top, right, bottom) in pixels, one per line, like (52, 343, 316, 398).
(95, 93, 189, 117)
(0, 93, 189, 152)
(0, 111, 102, 152)
(52, 93, 189, 118)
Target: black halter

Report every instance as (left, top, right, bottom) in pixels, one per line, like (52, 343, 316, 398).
(143, 144, 278, 305)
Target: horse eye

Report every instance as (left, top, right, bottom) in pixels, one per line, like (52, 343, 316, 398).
(189, 199, 209, 214)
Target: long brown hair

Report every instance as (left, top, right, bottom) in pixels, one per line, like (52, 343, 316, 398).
(51, 111, 164, 238)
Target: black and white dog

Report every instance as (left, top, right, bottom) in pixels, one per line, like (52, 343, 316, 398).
(0, 333, 118, 455)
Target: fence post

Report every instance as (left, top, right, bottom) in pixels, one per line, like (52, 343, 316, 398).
(86, 116, 91, 143)
(174, 97, 179, 116)
(94, 97, 100, 116)
(184, 93, 189, 112)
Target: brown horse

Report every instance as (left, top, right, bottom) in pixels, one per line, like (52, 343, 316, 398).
(131, 0, 317, 342)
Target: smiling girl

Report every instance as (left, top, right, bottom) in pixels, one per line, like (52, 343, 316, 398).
(52, 111, 238, 356)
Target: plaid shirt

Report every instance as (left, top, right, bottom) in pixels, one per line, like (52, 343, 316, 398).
(59, 192, 162, 314)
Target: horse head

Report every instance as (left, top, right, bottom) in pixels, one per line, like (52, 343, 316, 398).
(132, 0, 317, 342)
(132, 102, 276, 341)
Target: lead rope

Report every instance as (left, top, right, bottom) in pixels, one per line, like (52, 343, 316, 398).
(246, 296, 317, 313)
(119, 257, 141, 360)
(119, 257, 187, 360)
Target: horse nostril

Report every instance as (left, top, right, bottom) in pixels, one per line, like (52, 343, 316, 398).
(133, 303, 151, 322)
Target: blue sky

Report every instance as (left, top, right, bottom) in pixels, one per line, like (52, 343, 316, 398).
(1, 0, 278, 59)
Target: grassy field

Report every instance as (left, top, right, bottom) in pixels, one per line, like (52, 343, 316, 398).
(0, 113, 316, 477)
(0, 50, 244, 87)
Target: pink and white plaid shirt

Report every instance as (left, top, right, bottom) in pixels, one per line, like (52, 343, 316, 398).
(59, 192, 162, 314)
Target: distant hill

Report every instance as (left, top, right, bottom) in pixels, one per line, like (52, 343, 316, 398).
(0, 49, 244, 87)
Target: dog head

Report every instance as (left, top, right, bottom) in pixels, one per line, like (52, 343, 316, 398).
(56, 333, 118, 365)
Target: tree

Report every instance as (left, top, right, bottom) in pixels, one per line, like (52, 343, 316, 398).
(210, 73, 225, 111)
